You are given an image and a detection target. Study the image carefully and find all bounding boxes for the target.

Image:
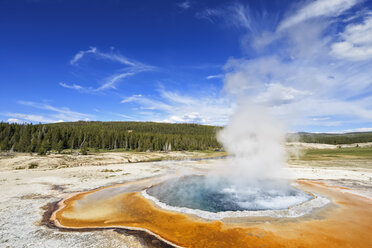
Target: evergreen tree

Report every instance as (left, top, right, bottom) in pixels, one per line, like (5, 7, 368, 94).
(0, 121, 226, 152)
(80, 143, 88, 155)
(57, 140, 64, 153)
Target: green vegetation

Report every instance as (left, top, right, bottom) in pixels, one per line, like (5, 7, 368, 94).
(2, 121, 372, 154)
(80, 143, 88, 155)
(0, 121, 222, 153)
(28, 162, 39, 169)
(293, 132, 372, 145)
(300, 147, 372, 160)
(101, 169, 122, 173)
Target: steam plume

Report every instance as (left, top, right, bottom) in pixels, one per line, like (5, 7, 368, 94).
(216, 102, 287, 181)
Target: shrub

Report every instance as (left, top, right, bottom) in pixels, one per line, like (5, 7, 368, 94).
(38, 147, 46, 155)
(80, 146, 88, 155)
(28, 162, 39, 169)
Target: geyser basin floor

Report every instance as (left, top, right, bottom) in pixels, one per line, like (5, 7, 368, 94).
(51, 176, 372, 248)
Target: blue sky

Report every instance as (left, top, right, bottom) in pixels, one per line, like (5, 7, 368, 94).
(1, 0, 372, 133)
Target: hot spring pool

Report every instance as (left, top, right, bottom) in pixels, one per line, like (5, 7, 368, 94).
(146, 175, 312, 213)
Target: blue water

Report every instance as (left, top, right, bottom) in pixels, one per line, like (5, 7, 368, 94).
(146, 175, 312, 212)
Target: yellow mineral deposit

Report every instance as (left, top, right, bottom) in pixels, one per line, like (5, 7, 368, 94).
(52, 180, 372, 248)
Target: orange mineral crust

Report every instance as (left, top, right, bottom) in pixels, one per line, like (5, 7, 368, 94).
(53, 180, 372, 248)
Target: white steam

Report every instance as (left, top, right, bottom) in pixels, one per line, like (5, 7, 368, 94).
(215, 102, 287, 181)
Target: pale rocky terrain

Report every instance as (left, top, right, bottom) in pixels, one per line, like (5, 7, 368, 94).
(1, 147, 372, 247)
(0, 151, 224, 171)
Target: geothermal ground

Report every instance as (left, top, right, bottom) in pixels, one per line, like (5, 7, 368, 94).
(1, 145, 372, 247)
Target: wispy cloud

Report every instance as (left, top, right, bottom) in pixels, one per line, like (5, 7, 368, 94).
(121, 90, 234, 125)
(112, 113, 135, 120)
(121, 94, 143, 103)
(70, 46, 139, 67)
(254, 83, 311, 106)
(278, 0, 360, 31)
(196, 3, 253, 30)
(331, 13, 372, 60)
(70, 46, 97, 65)
(96, 72, 136, 91)
(59, 82, 84, 90)
(7, 118, 24, 123)
(197, 0, 372, 131)
(344, 127, 372, 132)
(4, 113, 61, 123)
(62, 47, 154, 92)
(206, 74, 223, 80)
(177, 1, 191, 10)
(5, 101, 92, 123)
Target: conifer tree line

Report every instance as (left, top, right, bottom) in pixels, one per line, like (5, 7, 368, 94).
(2, 121, 371, 154)
(0, 121, 223, 153)
(290, 132, 372, 145)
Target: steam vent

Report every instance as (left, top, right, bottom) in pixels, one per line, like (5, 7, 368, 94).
(51, 173, 372, 248)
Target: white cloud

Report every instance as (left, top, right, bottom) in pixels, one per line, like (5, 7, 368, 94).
(222, 52, 372, 129)
(311, 117, 331, 121)
(254, 83, 311, 105)
(55, 1, 372, 131)
(96, 72, 136, 91)
(64, 47, 154, 92)
(70, 46, 97, 65)
(121, 94, 143, 103)
(160, 91, 195, 105)
(331, 14, 372, 60)
(121, 89, 234, 125)
(178, 1, 191, 10)
(196, 3, 252, 30)
(5, 113, 58, 123)
(344, 127, 372, 132)
(206, 74, 223, 79)
(164, 112, 207, 124)
(70, 46, 143, 67)
(59, 82, 83, 90)
(212, 0, 372, 131)
(278, 0, 360, 31)
(113, 113, 134, 119)
(7, 118, 24, 123)
(122, 94, 173, 111)
(135, 0, 371, 131)
(16, 101, 91, 123)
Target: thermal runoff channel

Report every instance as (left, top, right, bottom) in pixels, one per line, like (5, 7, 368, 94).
(147, 104, 311, 213)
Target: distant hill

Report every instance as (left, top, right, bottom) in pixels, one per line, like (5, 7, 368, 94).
(290, 132, 372, 145)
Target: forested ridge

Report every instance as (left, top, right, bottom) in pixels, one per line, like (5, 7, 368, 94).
(0, 121, 222, 154)
(293, 132, 372, 145)
(2, 121, 372, 154)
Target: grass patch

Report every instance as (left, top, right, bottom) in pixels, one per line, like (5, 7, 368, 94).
(15, 166, 25, 170)
(28, 162, 39, 169)
(101, 168, 122, 173)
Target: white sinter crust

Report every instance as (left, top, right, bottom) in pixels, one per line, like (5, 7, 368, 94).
(141, 189, 330, 220)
